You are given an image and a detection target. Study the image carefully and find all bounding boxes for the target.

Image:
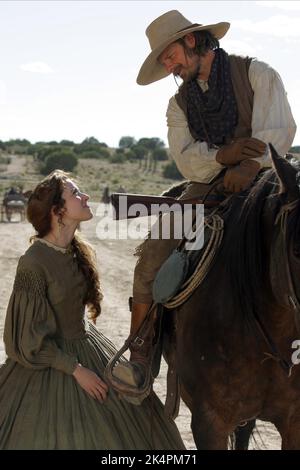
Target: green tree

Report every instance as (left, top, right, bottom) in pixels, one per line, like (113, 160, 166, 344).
(137, 137, 165, 150)
(131, 145, 147, 159)
(59, 139, 74, 146)
(5, 138, 31, 154)
(82, 136, 99, 145)
(152, 147, 168, 161)
(131, 145, 148, 168)
(81, 136, 107, 146)
(119, 136, 136, 149)
(5, 139, 31, 147)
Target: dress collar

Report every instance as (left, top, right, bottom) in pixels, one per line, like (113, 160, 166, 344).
(36, 237, 72, 254)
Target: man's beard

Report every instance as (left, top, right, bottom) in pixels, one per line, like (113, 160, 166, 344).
(174, 62, 201, 83)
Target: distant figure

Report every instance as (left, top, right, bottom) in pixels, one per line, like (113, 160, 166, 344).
(7, 187, 18, 196)
(2, 187, 26, 222)
(101, 186, 110, 204)
(101, 185, 110, 215)
(5, 186, 21, 198)
(117, 185, 126, 194)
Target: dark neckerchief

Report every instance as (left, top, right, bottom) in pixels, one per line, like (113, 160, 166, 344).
(186, 48, 238, 146)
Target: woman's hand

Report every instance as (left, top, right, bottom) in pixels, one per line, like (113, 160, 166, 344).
(72, 363, 108, 402)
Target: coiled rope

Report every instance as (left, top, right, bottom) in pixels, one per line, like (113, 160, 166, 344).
(163, 212, 224, 309)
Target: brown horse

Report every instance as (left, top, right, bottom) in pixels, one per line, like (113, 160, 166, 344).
(164, 146, 300, 449)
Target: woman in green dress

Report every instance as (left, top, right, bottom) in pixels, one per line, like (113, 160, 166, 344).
(0, 170, 185, 450)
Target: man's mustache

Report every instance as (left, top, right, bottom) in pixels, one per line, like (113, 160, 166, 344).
(173, 65, 182, 77)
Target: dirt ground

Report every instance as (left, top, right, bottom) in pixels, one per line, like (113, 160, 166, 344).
(0, 202, 281, 450)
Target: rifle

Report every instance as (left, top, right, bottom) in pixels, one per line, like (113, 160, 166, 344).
(110, 192, 225, 220)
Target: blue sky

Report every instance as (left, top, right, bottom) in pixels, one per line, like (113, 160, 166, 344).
(0, 0, 299, 147)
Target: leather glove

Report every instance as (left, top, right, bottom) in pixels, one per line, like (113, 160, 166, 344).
(216, 137, 267, 166)
(223, 159, 261, 193)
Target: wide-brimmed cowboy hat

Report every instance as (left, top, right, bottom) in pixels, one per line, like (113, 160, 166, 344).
(137, 10, 230, 85)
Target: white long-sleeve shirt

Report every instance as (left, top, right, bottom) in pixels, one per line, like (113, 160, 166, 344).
(167, 59, 297, 183)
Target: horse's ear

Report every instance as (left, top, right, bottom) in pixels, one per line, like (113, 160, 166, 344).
(269, 143, 300, 201)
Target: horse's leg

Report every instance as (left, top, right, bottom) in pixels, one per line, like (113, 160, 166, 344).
(278, 418, 300, 450)
(191, 403, 229, 450)
(180, 386, 228, 449)
(233, 419, 256, 450)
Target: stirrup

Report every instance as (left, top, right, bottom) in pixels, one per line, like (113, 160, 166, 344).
(105, 302, 156, 402)
(114, 361, 151, 406)
(104, 336, 153, 401)
(113, 361, 146, 388)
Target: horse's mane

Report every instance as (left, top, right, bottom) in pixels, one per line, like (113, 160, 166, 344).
(218, 161, 300, 328)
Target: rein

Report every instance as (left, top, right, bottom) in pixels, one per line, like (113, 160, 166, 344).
(258, 199, 300, 377)
(275, 199, 300, 318)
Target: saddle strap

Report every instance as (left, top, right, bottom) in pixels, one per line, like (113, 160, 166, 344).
(165, 356, 181, 420)
(163, 317, 181, 420)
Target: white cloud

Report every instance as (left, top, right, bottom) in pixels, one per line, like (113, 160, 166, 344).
(20, 62, 54, 74)
(256, 1, 300, 11)
(233, 15, 300, 38)
(221, 39, 258, 57)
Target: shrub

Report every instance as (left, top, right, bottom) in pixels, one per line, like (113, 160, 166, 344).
(74, 143, 109, 155)
(36, 145, 67, 162)
(163, 161, 183, 180)
(42, 150, 78, 174)
(110, 151, 126, 163)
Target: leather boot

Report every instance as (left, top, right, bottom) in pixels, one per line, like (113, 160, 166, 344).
(113, 301, 153, 388)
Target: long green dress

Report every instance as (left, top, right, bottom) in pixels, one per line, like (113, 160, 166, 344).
(0, 239, 185, 450)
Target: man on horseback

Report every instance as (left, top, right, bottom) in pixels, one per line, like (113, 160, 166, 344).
(112, 10, 296, 400)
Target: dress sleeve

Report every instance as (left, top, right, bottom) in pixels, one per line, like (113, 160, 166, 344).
(3, 256, 78, 375)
